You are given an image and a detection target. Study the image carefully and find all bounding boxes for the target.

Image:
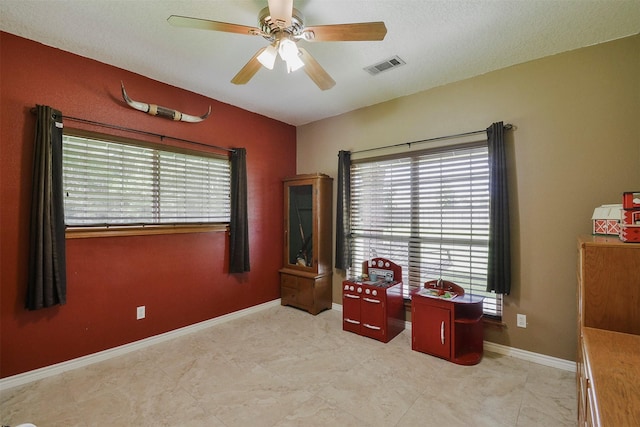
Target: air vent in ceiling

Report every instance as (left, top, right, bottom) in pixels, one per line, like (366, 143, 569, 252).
(364, 55, 406, 76)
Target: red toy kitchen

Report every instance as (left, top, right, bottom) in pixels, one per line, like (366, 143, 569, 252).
(342, 258, 405, 343)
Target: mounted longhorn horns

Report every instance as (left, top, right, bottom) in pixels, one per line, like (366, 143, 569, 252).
(120, 81, 211, 123)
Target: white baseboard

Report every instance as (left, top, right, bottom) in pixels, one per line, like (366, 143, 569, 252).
(2, 299, 574, 390)
(483, 341, 575, 372)
(0, 299, 280, 391)
(331, 302, 575, 372)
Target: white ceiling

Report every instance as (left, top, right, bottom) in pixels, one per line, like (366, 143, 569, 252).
(1, 1, 639, 126)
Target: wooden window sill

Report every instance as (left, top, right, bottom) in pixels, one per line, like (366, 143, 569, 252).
(65, 223, 228, 239)
(482, 317, 507, 329)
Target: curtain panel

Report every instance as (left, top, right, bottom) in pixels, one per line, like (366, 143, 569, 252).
(27, 105, 67, 310)
(486, 122, 511, 294)
(335, 150, 352, 270)
(229, 147, 250, 273)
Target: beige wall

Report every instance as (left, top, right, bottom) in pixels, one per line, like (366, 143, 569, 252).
(296, 34, 640, 361)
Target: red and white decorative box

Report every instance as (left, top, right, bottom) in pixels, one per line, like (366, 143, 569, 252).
(620, 192, 640, 243)
(591, 204, 622, 235)
(620, 225, 640, 242)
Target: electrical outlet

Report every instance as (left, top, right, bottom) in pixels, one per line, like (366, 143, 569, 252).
(136, 306, 146, 320)
(517, 313, 527, 328)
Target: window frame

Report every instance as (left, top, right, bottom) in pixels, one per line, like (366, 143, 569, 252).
(62, 128, 231, 238)
(348, 141, 503, 319)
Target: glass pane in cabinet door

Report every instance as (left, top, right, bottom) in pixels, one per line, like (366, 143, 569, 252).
(288, 184, 313, 267)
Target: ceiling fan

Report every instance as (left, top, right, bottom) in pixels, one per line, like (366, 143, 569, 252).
(167, 0, 387, 90)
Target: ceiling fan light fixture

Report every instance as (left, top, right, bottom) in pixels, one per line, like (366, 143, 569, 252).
(169, 5, 386, 88)
(278, 38, 304, 73)
(257, 43, 278, 70)
(285, 55, 305, 73)
(278, 39, 297, 61)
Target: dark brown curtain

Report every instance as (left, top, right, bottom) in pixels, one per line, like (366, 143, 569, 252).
(27, 105, 67, 310)
(229, 147, 250, 273)
(486, 122, 511, 294)
(335, 150, 352, 269)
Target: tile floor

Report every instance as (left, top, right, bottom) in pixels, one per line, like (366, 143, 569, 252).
(1, 305, 576, 426)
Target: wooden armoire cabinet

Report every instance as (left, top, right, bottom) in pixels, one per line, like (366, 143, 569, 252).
(576, 236, 640, 426)
(279, 173, 333, 315)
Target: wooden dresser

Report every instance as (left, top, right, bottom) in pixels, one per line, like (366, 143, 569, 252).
(576, 236, 640, 426)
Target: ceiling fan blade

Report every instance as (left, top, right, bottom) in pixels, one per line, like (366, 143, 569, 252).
(231, 48, 266, 85)
(298, 48, 336, 91)
(168, 15, 264, 36)
(303, 22, 387, 42)
(267, 0, 293, 28)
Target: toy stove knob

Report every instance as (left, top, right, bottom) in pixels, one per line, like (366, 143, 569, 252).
(372, 290, 378, 296)
(357, 287, 362, 293)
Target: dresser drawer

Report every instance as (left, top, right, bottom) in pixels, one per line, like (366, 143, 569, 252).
(281, 273, 298, 288)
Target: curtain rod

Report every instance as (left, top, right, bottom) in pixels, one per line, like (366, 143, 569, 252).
(29, 107, 235, 153)
(351, 123, 513, 155)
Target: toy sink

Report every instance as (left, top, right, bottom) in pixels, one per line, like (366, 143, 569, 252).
(417, 288, 458, 300)
(419, 279, 465, 300)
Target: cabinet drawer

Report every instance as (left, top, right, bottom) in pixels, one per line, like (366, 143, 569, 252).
(281, 274, 298, 288)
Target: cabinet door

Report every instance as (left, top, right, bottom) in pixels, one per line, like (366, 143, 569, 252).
(342, 290, 361, 333)
(295, 277, 314, 308)
(283, 174, 333, 277)
(413, 303, 451, 360)
(577, 337, 587, 426)
(361, 296, 386, 341)
(285, 182, 315, 270)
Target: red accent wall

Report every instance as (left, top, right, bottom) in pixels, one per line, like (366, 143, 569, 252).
(0, 32, 296, 378)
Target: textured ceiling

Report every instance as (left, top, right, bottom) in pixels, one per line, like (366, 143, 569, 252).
(1, 1, 639, 126)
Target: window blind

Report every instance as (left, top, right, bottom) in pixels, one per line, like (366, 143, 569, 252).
(63, 134, 230, 226)
(349, 142, 502, 317)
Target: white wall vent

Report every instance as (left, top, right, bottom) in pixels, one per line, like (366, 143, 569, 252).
(364, 56, 406, 76)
